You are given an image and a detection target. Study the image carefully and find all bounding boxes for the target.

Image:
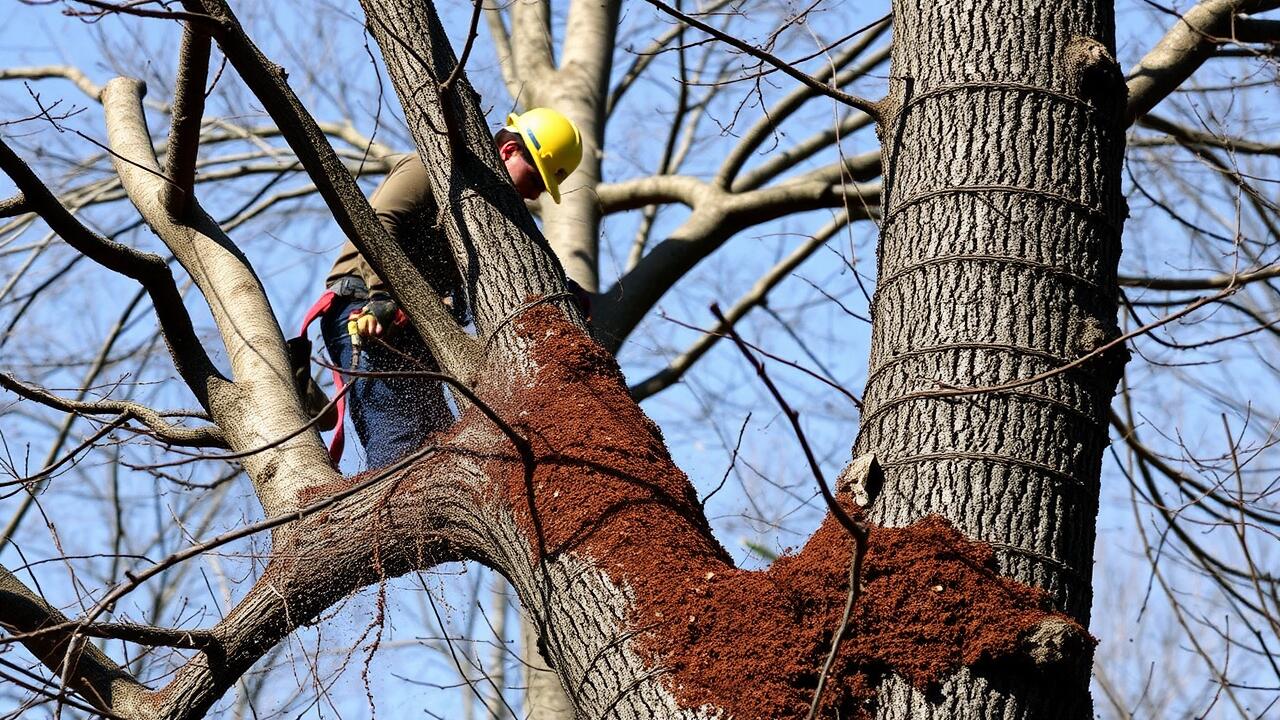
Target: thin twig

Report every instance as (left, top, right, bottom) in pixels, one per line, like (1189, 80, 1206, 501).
(440, 0, 485, 93)
(908, 285, 1238, 402)
(709, 303, 867, 719)
(639, 0, 882, 118)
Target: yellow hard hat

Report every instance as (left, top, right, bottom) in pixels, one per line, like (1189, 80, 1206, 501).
(505, 108, 583, 203)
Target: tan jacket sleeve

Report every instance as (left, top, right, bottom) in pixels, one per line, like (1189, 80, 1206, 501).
(325, 154, 434, 295)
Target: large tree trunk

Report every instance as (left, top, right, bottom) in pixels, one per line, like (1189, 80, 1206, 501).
(855, 0, 1128, 717)
(361, 0, 1125, 717)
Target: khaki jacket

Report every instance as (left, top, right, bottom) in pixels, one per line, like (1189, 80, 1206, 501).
(325, 154, 462, 309)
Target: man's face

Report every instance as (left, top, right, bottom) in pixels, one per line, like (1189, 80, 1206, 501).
(498, 138, 545, 200)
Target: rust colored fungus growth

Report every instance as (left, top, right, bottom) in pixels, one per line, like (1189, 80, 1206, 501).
(463, 307, 1087, 719)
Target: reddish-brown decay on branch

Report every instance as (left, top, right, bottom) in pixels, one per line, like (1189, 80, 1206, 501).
(450, 307, 1088, 718)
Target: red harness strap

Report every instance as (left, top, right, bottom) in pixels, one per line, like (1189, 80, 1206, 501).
(299, 290, 347, 464)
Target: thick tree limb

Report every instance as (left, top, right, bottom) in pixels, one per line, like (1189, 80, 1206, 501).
(1231, 15, 1280, 40)
(534, 0, 622, 292)
(0, 563, 147, 714)
(1125, 0, 1280, 125)
(778, 150, 883, 189)
(509, 0, 555, 97)
(483, 4, 521, 100)
(595, 179, 880, 351)
(101, 77, 336, 515)
(1, 439, 471, 719)
(596, 174, 711, 213)
(76, 622, 216, 650)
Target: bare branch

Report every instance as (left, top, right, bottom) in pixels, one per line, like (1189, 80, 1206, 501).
(630, 211, 852, 400)
(63, 0, 219, 25)
(77, 622, 216, 650)
(909, 286, 1238, 403)
(732, 111, 879, 194)
(0, 563, 146, 715)
(1228, 14, 1280, 41)
(606, 0, 739, 114)
(0, 192, 30, 217)
(1120, 262, 1280, 290)
(708, 303, 868, 719)
(774, 149, 882, 189)
(1126, 0, 1280, 125)
(0, 136, 224, 410)
(1, 355, 539, 719)
(1136, 112, 1280, 157)
(0, 65, 103, 100)
(0, 373, 226, 448)
(164, 23, 212, 216)
(483, 2, 520, 99)
(639, 0, 883, 119)
(717, 29, 891, 188)
(441, 0, 485, 93)
(596, 174, 709, 214)
(595, 179, 880, 351)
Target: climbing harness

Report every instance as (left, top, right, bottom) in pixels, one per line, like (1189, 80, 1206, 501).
(297, 289, 349, 464)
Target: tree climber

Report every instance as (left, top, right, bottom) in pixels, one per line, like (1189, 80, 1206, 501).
(298, 108, 585, 468)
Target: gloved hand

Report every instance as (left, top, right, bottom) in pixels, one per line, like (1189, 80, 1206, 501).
(351, 293, 407, 338)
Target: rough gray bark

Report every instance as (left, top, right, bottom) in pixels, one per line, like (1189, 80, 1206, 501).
(854, 0, 1128, 716)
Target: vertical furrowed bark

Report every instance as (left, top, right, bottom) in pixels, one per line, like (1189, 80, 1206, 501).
(856, 1, 1127, 717)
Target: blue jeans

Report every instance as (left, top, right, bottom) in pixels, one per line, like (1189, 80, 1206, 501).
(320, 295, 452, 469)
